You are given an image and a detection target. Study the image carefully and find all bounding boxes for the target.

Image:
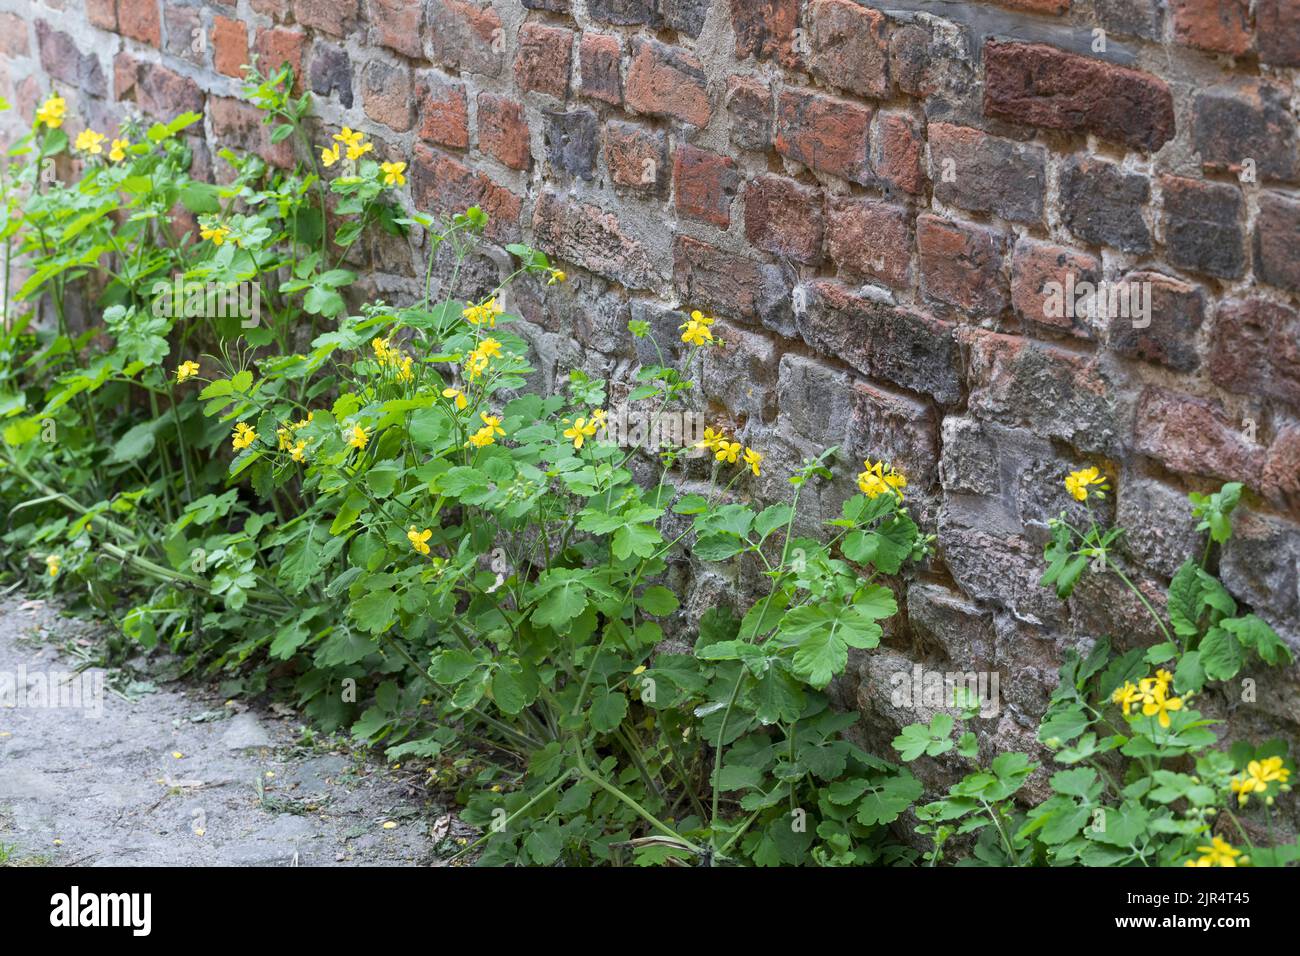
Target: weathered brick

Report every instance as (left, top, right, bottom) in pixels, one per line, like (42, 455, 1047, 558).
(1134, 387, 1264, 484)
(992, 0, 1069, 11)
(1059, 157, 1151, 254)
(827, 197, 912, 289)
(964, 328, 1124, 454)
(209, 95, 290, 168)
(516, 23, 574, 98)
(1116, 476, 1203, 579)
(415, 72, 468, 149)
(411, 145, 521, 242)
(797, 280, 962, 404)
(369, 0, 424, 60)
(163, 4, 203, 67)
(250, 0, 291, 18)
(1220, 511, 1300, 644)
(361, 60, 413, 133)
(294, 0, 359, 37)
(118, 0, 161, 47)
(426, 1, 504, 77)
(476, 92, 530, 169)
(743, 175, 824, 265)
(806, 0, 889, 99)
(85, 0, 117, 32)
(115, 53, 203, 119)
(673, 235, 791, 333)
(588, 0, 658, 26)
(212, 16, 248, 79)
(1263, 426, 1300, 508)
(0, 13, 29, 57)
(726, 76, 771, 152)
(873, 111, 924, 195)
(1193, 83, 1299, 184)
(309, 42, 352, 109)
(674, 145, 739, 228)
(543, 109, 598, 181)
(1095, 0, 1163, 39)
(36, 22, 106, 98)
(662, 0, 708, 37)
(730, 0, 801, 69)
(605, 121, 667, 195)
(1102, 272, 1204, 372)
(929, 123, 1045, 224)
(1160, 175, 1244, 280)
(699, 319, 778, 425)
(1170, 0, 1252, 55)
(1258, 0, 1300, 65)
(1010, 239, 1100, 339)
(520, 0, 569, 9)
(888, 24, 934, 98)
(1209, 298, 1300, 406)
(579, 34, 622, 106)
(983, 40, 1175, 151)
(847, 381, 941, 489)
(1255, 192, 1300, 293)
(254, 28, 305, 91)
(533, 191, 660, 290)
(917, 215, 1008, 319)
(774, 89, 871, 184)
(625, 38, 711, 127)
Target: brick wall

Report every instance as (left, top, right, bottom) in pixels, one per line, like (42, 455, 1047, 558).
(2, 0, 1299, 784)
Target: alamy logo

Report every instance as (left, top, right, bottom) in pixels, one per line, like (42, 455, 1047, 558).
(151, 276, 260, 328)
(49, 886, 152, 936)
(891, 665, 1001, 718)
(1041, 274, 1151, 329)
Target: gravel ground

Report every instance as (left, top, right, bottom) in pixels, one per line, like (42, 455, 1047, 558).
(0, 596, 474, 867)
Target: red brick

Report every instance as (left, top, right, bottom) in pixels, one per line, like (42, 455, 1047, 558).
(118, 0, 161, 46)
(115, 52, 203, 119)
(873, 111, 924, 195)
(369, 0, 424, 59)
(362, 60, 413, 133)
(531, 191, 659, 290)
(1009, 239, 1099, 339)
(476, 92, 530, 169)
(86, 0, 117, 31)
(1263, 426, 1300, 506)
(579, 34, 622, 105)
(1135, 387, 1265, 486)
(250, 0, 291, 17)
(918, 215, 1008, 319)
(1258, 0, 1300, 65)
(426, 0, 503, 77)
(416, 72, 468, 149)
(743, 175, 824, 265)
(605, 121, 668, 194)
(1209, 298, 1300, 407)
(515, 23, 573, 98)
(1170, 0, 1252, 56)
(625, 38, 710, 127)
(726, 75, 771, 151)
(212, 16, 248, 79)
(774, 89, 871, 184)
(673, 235, 790, 331)
(674, 145, 738, 227)
(411, 145, 521, 242)
(210, 95, 292, 168)
(983, 39, 1175, 151)
(827, 197, 912, 289)
(806, 0, 889, 99)
(294, 0, 359, 37)
(254, 28, 304, 90)
(0, 13, 30, 57)
(1255, 192, 1300, 293)
(729, 0, 801, 69)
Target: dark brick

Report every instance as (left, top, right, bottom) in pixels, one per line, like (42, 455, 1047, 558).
(774, 88, 871, 184)
(521, 0, 569, 9)
(543, 109, 599, 181)
(1010, 239, 1100, 339)
(516, 23, 574, 98)
(411, 145, 521, 243)
(605, 121, 668, 195)
(164, 4, 204, 68)
(477, 93, 530, 170)
(426, 1, 504, 77)
(1209, 298, 1300, 406)
(369, 0, 424, 59)
(1255, 192, 1300, 293)
(533, 191, 660, 290)
(1160, 175, 1245, 280)
(929, 123, 1045, 224)
(743, 175, 824, 265)
(35, 22, 106, 99)
(415, 72, 468, 149)
(1060, 158, 1151, 254)
(1193, 83, 1299, 184)
(662, 0, 708, 37)
(625, 38, 710, 127)
(1102, 272, 1205, 372)
(983, 39, 1175, 151)
(917, 215, 1008, 319)
(827, 197, 912, 289)
(673, 235, 792, 333)
(726, 76, 772, 152)
(674, 145, 739, 228)
(729, 0, 801, 69)
(1258, 0, 1300, 65)
(309, 43, 353, 109)
(588, 0, 659, 26)
(806, 0, 889, 99)
(1095, 0, 1163, 39)
(579, 34, 622, 105)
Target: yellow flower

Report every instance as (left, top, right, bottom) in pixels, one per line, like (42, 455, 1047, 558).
(320, 143, 341, 168)
(75, 129, 106, 155)
(563, 416, 598, 450)
(276, 426, 293, 451)
(1184, 837, 1243, 868)
(232, 422, 257, 451)
(679, 318, 714, 346)
(465, 351, 490, 381)
(715, 440, 742, 465)
(381, 161, 406, 186)
(1230, 757, 1290, 806)
(476, 337, 503, 360)
(396, 355, 414, 383)
(46, 554, 60, 578)
(1064, 466, 1107, 502)
(548, 269, 566, 285)
(36, 95, 66, 129)
(697, 427, 726, 452)
(856, 460, 906, 501)
(1110, 680, 1143, 714)
(291, 411, 314, 430)
(469, 413, 504, 448)
(346, 141, 373, 161)
(333, 127, 364, 149)
(591, 408, 607, 429)
(109, 138, 129, 162)
(1142, 692, 1183, 729)
(345, 424, 369, 450)
(743, 447, 762, 477)
(442, 387, 468, 410)
(200, 224, 231, 246)
(463, 297, 502, 328)
(290, 440, 308, 463)
(407, 526, 433, 556)
(175, 360, 200, 384)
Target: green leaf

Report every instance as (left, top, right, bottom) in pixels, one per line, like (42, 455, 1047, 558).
(637, 585, 679, 617)
(1199, 626, 1243, 681)
(589, 691, 628, 733)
